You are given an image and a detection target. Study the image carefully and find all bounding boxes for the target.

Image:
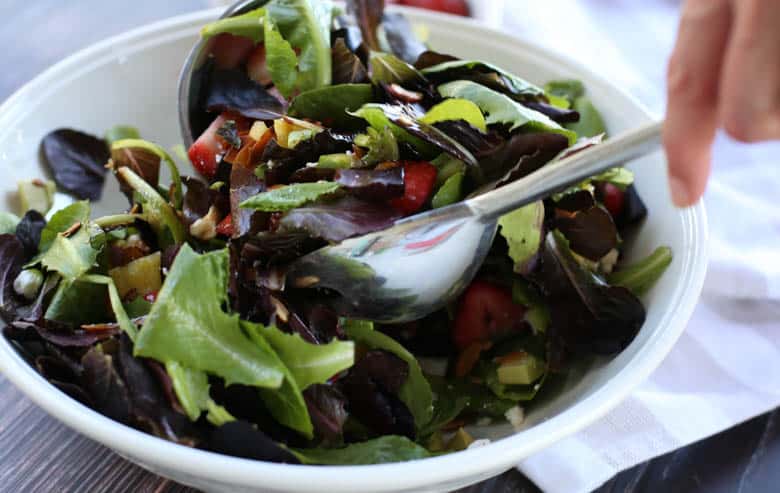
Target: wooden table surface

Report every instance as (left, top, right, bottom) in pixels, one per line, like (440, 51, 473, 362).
(0, 2, 777, 492)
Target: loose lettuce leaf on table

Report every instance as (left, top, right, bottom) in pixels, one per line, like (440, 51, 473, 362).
(40, 128, 110, 201)
(438, 80, 577, 144)
(292, 435, 430, 465)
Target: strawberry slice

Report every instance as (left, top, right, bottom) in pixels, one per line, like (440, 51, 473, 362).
(453, 280, 526, 350)
(390, 161, 438, 215)
(211, 33, 256, 70)
(216, 215, 234, 237)
(188, 114, 230, 178)
(599, 183, 626, 218)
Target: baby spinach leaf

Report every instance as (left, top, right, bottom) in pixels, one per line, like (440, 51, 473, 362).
(240, 182, 341, 211)
(292, 435, 430, 465)
(265, 0, 333, 93)
(134, 245, 285, 389)
(201, 6, 267, 43)
(288, 84, 374, 129)
(345, 323, 433, 430)
(608, 246, 672, 296)
(423, 60, 545, 99)
(438, 81, 577, 144)
(498, 201, 545, 275)
(420, 99, 487, 132)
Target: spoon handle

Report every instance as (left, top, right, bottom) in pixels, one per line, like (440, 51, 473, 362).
(467, 121, 663, 220)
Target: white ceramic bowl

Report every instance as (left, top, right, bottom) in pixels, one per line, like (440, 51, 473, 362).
(0, 7, 707, 493)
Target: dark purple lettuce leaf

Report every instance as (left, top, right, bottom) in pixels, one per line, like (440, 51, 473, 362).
(304, 384, 348, 444)
(371, 103, 478, 166)
(532, 231, 645, 356)
(208, 421, 300, 463)
(555, 191, 619, 261)
(8, 320, 118, 348)
(111, 146, 161, 198)
(346, 0, 384, 51)
(414, 50, 459, 70)
(382, 13, 428, 64)
(262, 131, 354, 186)
(0, 234, 28, 323)
(279, 196, 402, 243)
(283, 297, 341, 344)
(339, 349, 415, 439)
(523, 101, 580, 124)
(230, 166, 268, 237)
(331, 24, 365, 56)
(204, 69, 287, 120)
(289, 167, 337, 183)
(40, 129, 110, 201)
(182, 176, 229, 228)
(334, 167, 404, 201)
(332, 38, 369, 84)
(81, 342, 133, 424)
(51, 380, 93, 406)
(604, 184, 648, 231)
(15, 210, 47, 258)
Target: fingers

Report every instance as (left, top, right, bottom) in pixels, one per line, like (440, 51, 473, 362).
(663, 0, 733, 207)
(718, 0, 780, 142)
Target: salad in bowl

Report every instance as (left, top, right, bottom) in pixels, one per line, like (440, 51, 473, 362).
(0, 0, 671, 466)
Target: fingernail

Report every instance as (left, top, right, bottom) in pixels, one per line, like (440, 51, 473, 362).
(669, 176, 690, 207)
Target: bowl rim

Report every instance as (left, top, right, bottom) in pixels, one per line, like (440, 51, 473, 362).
(0, 6, 709, 492)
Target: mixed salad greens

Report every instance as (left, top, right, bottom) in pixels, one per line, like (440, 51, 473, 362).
(0, 0, 673, 464)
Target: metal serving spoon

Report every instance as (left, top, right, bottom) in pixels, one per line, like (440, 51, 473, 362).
(178, 1, 663, 323)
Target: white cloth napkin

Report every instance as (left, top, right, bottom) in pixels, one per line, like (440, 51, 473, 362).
(490, 1, 780, 491)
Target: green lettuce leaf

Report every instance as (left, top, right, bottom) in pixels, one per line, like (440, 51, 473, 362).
(420, 99, 487, 132)
(544, 79, 585, 103)
(79, 274, 138, 341)
(350, 105, 431, 152)
(437, 80, 577, 144)
(0, 212, 19, 235)
(608, 246, 673, 296)
(368, 51, 426, 86)
(104, 125, 140, 147)
(344, 323, 433, 430)
(422, 60, 546, 98)
(134, 245, 285, 389)
(592, 167, 634, 189)
(292, 435, 430, 465)
(45, 279, 112, 325)
(289, 84, 374, 129)
(265, 0, 333, 93)
(566, 96, 607, 138)
(264, 15, 299, 98)
(498, 201, 545, 274)
(354, 127, 400, 166)
(166, 361, 210, 422)
(34, 201, 102, 282)
(201, 7, 267, 43)
(478, 360, 545, 402)
(249, 324, 354, 391)
(116, 167, 186, 246)
(431, 172, 464, 209)
(240, 182, 341, 211)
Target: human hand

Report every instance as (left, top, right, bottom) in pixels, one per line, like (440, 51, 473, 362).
(664, 0, 780, 207)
